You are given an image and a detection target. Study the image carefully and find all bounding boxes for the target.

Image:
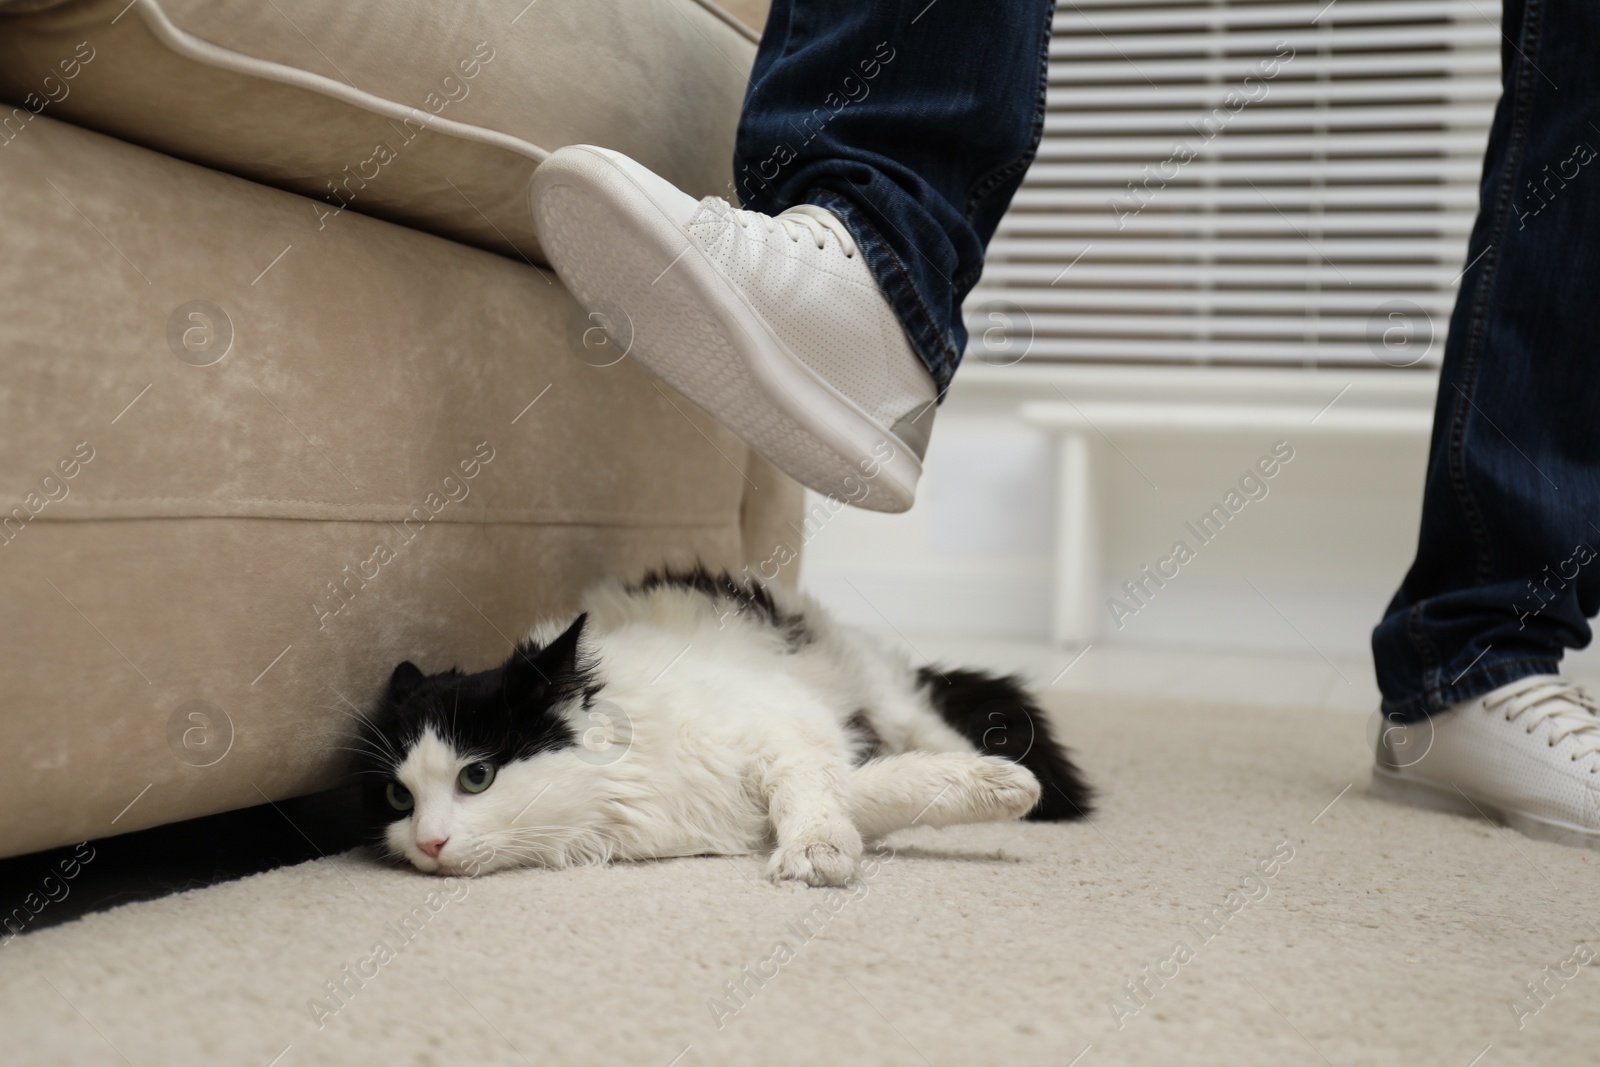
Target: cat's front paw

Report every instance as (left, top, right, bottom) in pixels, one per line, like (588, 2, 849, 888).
(767, 826, 863, 887)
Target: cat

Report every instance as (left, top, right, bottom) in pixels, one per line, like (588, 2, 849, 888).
(352, 566, 1092, 886)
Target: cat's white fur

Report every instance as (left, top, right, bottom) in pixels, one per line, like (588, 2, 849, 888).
(385, 580, 1042, 886)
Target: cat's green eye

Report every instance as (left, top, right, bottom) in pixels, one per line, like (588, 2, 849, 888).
(459, 761, 496, 794)
(386, 781, 413, 812)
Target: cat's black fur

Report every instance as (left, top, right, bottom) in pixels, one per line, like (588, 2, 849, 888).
(633, 568, 1090, 820)
(916, 667, 1094, 821)
(355, 614, 592, 832)
(628, 564, 813, 650)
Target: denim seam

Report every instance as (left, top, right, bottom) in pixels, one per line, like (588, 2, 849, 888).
(964, 155, 1034, 225)
(962, 0, 1054, 221)
(1446, 0, 1544, 589)
(810, 188, 959, 382)
(953, 260, 985, 296)
(1402, 0, 1544, 694)
(1404, 602, 1441, 709)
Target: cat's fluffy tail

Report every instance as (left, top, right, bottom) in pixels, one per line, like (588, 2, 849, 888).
(915, 667, 1094, 821)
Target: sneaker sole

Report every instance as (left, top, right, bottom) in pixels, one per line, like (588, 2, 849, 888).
(531, 147, 922, 513)
(1369, 764, 1600, 851)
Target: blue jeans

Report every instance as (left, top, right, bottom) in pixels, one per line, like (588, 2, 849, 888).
(733, 0, 1056, 396)
(1373, 0, 1600, 721)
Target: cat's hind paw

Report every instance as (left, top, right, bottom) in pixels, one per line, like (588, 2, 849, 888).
(972, 755, 1043, 821)
(767, 827, 862, 887)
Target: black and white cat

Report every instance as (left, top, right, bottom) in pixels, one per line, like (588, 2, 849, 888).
(354, 567, 1091, 886)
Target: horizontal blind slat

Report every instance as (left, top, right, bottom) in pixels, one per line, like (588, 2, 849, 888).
(1025, 160, 1486, 181)
(972, 238, 1472, 259)
(1053, 0, 1489, 32)
(1045, 81, 1501, 108)
(1012, 187, 1482, 207)
(1043, 103, 1494, 132)
(968, 287, 1457, 313)
(1034, 133, 1490, 159)
(1006, 339, 1431, 362)
(1049, 25, 1498, 58)
(997, 217, 1477, 237)
(1052, 57, 1499, 82)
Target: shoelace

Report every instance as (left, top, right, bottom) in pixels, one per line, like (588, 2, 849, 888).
(724, 202, 858, 258)
(1483, 675, 1600, 767)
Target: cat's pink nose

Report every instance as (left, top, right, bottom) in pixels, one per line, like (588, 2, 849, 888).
(418, 837, 448, 859)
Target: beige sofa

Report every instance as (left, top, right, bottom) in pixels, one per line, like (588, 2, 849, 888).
(0, 0, 795, 859)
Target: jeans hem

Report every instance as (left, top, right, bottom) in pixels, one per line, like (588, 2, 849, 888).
(1379, 655, 1563, 723)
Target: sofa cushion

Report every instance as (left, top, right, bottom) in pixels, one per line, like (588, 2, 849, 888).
(0, 0, 758, 264)
(0, 114, 801, 859)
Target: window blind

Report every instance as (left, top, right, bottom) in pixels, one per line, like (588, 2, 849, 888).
(967, 0, 1501, 368)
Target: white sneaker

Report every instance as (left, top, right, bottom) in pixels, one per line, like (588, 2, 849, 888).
(530, 145, 937, 513)
(1370, 674, 1600, 849)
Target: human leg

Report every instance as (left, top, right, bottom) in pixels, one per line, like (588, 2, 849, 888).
(1369, 0, 1600, 848)
(733, 0, 1057, 394)
(529, 2, 1055, 510)
(1372, 0, 1600, 721)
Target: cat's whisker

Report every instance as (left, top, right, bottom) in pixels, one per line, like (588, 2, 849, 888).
(474, 841, 573, 869)
(331, 722, 402, 767)
(329, 743, 399, 771)
(493, 827, 606, 848)
(330, 738, 389, 757)
(487, 822, 584, 835)
(474, 823, 615, 869)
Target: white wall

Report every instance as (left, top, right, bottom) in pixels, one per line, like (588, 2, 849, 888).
(799, 363, 1435, 660)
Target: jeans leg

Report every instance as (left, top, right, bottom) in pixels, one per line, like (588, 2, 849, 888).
(732, 0, 1055, 395)
(1372, 0, 1600, 721)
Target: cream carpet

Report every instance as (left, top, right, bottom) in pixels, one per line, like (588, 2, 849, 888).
(5, 692, 1596, 1067)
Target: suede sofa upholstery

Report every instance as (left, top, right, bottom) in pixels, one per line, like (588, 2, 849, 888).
(0, 0, 794, 859)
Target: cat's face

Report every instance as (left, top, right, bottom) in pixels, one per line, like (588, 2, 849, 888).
(355, 614, 598, 875)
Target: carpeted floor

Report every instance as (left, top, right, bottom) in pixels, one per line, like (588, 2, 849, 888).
(4, 691, 1595, 1067)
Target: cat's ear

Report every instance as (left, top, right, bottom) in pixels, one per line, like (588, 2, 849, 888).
(386, 660, 426, 701)
(504, 613, 587, 705)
